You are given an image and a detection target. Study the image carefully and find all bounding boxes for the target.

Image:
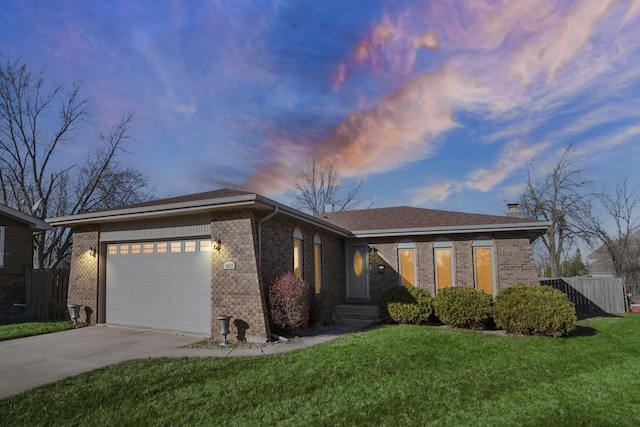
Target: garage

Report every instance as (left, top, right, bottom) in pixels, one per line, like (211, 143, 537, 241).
(105, 239, 212, 335)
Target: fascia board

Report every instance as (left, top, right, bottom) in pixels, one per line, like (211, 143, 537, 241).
(46, 193, 352, 237)
(47, 194, 259, 226)
(351, 221, 551, 238)
(254, 196, 352, 237)
(0, 204, 52, 231)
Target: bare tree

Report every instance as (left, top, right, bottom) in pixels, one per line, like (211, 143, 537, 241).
(519, 145, 592, 277)
(0, 56, 151, 268)
(582, 178, 640, 292)
(291, 158, 370, 215)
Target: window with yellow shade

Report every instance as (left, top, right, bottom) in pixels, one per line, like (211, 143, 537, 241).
(398, 241, 416, 286)
(434, 239, 455, 290)
(313, 234, 322, 294)
(293, 227, 304, 279)
(473, 237, 495, 296)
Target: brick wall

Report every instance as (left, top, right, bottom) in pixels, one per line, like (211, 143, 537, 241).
(0, 216, 34, 315)
(211, 211, 270, 342)
(67, 226, 100, 324)
(259, 214, 346, 325)
(365, 232, 540, 302)
(495, 234, 539, 289)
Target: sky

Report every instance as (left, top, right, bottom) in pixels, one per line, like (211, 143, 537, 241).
(2, 0, 640, 218)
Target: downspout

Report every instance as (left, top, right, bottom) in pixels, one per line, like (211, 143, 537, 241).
(257, 206, 278, 268)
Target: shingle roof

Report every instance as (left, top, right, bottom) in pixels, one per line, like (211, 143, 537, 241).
(0, 203, 52, 231)
(108, 188, 255, 211)
(319, 206, 538, 231)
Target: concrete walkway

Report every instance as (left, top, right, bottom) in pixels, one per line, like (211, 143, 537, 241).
(0, 321, 373, 400)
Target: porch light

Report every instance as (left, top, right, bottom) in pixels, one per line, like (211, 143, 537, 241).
(89, 247, 97, 257)
(217, 315, 232, 345)
(214, 238, 222, 252)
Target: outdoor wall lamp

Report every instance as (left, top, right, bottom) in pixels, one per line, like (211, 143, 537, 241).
(214, 238, 222, 252)
(89, 247, 97, 257)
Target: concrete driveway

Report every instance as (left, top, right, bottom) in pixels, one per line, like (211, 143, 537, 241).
(0, 320, 373, 400)
(0, 325, 202, 399)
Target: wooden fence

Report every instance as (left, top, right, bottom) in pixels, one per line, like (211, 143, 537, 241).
(24, 268, 70, 320)
(541, 276, 626, 314)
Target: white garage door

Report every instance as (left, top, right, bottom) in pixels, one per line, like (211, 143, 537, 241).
(106, 239, 212, 335)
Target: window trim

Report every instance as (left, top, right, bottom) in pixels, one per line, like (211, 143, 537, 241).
(313, 234, 323, 294)
(0, 226, 5, 268)
(472, 236, 496, 296)
(397, 240, 417, 286)
(293, 227, 304, 279)
(434, 239, 455, 291)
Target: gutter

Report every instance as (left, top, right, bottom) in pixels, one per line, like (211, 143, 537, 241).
(350, 221, 552, 238)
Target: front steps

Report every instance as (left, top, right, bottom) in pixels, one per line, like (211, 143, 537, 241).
(333, 304, 381, 323)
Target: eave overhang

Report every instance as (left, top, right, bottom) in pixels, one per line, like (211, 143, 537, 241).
(0, 204, 52, 231)
(349, 221, 551, 238)
(47, 193, 352, 238)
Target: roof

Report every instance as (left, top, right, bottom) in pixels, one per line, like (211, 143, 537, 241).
(47, 188, 351, 237)
(47, 188, 550, 238)
(319, 206, 550, 238)
(0, 204, 52, 231)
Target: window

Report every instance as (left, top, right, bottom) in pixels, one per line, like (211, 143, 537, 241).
(143, 243, 154, 254)
(157, 243, 167, 253)
(131, 244, 141, 254)
(293, 227, 304, 279)
(119, 245, 129, 255)
(170, 242, 182, 253)
(398, 241, 416, 286)
(108, 244, 117, 255)
(200, 240, 211, 251)
(184, 241, 196, 252)
(313, 234, 322, 294)
(0, 226, 4, 268)
(473, 237, 495, 295)
(434, 239, 454, 290)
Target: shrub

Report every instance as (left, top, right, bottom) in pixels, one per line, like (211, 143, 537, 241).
(494, 284, 577, 337)
(379, 285, 433, 324)
(433, 286, 493, 329)
(268, 273, 312, 332)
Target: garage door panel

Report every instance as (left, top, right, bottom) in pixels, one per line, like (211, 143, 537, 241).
(106, 239, 212, 335)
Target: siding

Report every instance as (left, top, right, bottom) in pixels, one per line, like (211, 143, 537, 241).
(100, 214, 211, 241)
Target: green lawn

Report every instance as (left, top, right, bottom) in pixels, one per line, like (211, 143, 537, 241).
(1, 316, 640, 426)
(0, 320, 71, 341)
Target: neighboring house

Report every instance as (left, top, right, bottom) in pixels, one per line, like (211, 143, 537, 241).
(0, 204, 52, 319)
(586, 231, 640, 277)
(48, 189, 549, 341)
(586, 232, 640, 301)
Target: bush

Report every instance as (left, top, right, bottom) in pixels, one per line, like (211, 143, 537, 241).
(379, 285, 434, 324)
(433, 286, 493, 329)
(494, 284, 577, 337)
(268, 273, 311, 332)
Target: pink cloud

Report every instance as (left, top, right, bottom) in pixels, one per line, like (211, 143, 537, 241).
(407, 140, 547, 205)
(509, 0, 617, 86)
(245, 66, 488, 195)
(626, 0, 640, 21)
(466, 140, 545, 191)
(333, 15, 440, 88)
(408, 183, 455, 205)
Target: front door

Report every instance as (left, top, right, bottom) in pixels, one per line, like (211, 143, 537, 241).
(347, 245, 368, 299)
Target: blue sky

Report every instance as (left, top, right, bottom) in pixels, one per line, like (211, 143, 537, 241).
(2, 0, 640, 216)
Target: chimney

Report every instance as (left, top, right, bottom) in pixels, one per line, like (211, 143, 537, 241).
(507, 203, 520, 218)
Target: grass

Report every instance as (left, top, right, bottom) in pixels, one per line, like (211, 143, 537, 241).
(0, 320, 72, 341)
(1, 316, 640, 426)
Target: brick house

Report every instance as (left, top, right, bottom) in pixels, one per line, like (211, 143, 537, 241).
(48, 189, 549, 341)
(0, 204, 52, 319)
